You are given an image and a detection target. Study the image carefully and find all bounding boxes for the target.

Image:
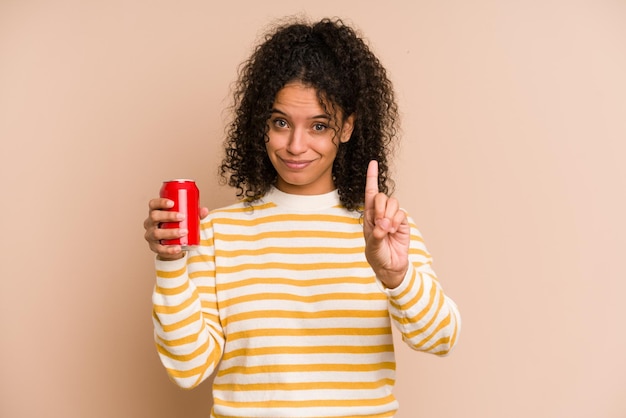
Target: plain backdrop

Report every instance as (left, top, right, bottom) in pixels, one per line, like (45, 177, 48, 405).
(1, 0, 625, 417)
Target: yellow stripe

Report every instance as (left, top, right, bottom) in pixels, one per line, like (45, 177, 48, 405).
(432, 318, 459, 355)
(218, 291, 386, 309)
(223, 309, 389, 327)
(449, 314, 459, 347)
(156, 338, 211, 362)
(213, 378, 395, 392)
(391, 284, 440, 326)
(199, 237, 213, 246)
(409, 233, 426, 244)
(189, 270, 215, 279)
(158, 311, 201, 332)
(428, 337, 452, 354)
(222, 344, 394, 361)
(392, 293, 444, 338)
(214, 393, 395, 409)
(199, 300, 218, 311)
(391, 273, 436, 313)
(195, 285, 216, 293)
(155, 281, 189, 296)
(153, 291, 197, 314)
(217, 276, 374, 291)
(188, 253, 213, 263)
(216, 261, 371, 274)
(391, 267, 418, 302)
(212, 213, 361, 227)
(217, 362, 396, 377)
(156, 330, 222, 347)
(418, 290, 444, 331)
(156, 265, 187, 279)
(213, 411, 395, 418)
(164, 347, 222, 380)
(227, 327, 391, 341)
(413, 313, 452, 349)
(399, 292, 445, 338)
(422, 313, 456, 352)
(214, 230, 363, 241)
(215, 246, 364, 257)
(164, 365, 205, 379)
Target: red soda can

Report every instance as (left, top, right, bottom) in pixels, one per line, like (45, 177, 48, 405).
(159, 179, 200, 249)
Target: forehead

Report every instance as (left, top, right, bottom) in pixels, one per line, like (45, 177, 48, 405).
(273, 81, 340, 118)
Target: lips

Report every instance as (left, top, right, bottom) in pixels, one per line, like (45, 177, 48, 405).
(281, 158, 312, 170)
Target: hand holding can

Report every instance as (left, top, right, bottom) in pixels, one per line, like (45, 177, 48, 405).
(159, 179, 200, 250)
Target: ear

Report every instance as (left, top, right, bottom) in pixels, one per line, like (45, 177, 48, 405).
(339, 113, 355, 143)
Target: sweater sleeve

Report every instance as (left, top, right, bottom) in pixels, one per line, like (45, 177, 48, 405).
(378, 217, 461, 356)
(151, 217, 225, 388)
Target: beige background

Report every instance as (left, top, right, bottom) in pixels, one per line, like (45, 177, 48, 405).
(1, 0, 625, 417)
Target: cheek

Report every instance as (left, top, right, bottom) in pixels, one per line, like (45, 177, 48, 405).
(265, 132, 292, 154)
(264, 135, 276, 151)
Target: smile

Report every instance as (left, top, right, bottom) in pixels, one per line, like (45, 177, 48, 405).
(281, 159, 313, 170)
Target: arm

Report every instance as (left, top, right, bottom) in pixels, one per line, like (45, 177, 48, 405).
(379, 220, 461, 355)
(145, 199, 225, 388)
(363, 160, 461, 355)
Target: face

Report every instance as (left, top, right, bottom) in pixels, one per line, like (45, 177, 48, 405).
(266, 81, 355, 195)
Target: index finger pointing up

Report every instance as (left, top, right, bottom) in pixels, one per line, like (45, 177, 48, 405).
(364, 160, 379, 211)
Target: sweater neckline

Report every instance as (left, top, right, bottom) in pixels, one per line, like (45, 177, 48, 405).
(263, 186, 341, 211)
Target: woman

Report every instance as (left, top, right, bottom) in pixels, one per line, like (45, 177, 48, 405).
(144, 17, 460, 418)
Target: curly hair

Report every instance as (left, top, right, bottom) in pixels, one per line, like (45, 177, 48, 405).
(219, 17, 399, 211)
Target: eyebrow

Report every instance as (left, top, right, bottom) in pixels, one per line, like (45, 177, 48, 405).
(270, 108, 331, 120)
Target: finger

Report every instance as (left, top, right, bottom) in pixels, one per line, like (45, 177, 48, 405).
(148, 198, 174, 211)
(382, 197, 400, 227)
(147, 208, 185, 227)
(383, 196, 399, 216)
(371, 195, 405, 236)
(390, 207, 407, 233)
(160, 245, 184, 258)
(154, 227, 188, 242)
(146, 198, 180, 228)
(373, 192, 389, 224)
(151, 242, 184, 259)
(364, 160, 379, 212)
(144, 223, 186, 247)
(200, 207, 210, 220)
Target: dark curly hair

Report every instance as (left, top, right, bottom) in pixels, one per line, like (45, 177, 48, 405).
(219, 17, 399, 211)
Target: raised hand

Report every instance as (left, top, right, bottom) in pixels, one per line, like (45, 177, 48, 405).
(143, 198, 209, 260)
(363, 160, 411, 289)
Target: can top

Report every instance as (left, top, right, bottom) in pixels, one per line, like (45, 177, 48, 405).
(163, 179, 196, 183)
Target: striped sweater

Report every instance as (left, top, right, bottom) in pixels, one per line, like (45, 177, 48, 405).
(152, 187, 461, 417)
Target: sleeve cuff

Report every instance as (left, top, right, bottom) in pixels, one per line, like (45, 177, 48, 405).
(155, 253, 189, 285)
(155, 253, 187, 269)
(375, 264, 414, 297)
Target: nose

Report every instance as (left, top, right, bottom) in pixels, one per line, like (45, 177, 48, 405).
(286, 127, 307, 155)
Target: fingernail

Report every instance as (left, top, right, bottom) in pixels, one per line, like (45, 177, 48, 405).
(179, 228, 188, 236)
(176, 213, 185, 221)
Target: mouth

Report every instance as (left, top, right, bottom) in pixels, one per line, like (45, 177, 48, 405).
(281, 158, 313, 170)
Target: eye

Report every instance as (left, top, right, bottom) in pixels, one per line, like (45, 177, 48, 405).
(312, 123, 327, 132)
(272, 118, 288, 128)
